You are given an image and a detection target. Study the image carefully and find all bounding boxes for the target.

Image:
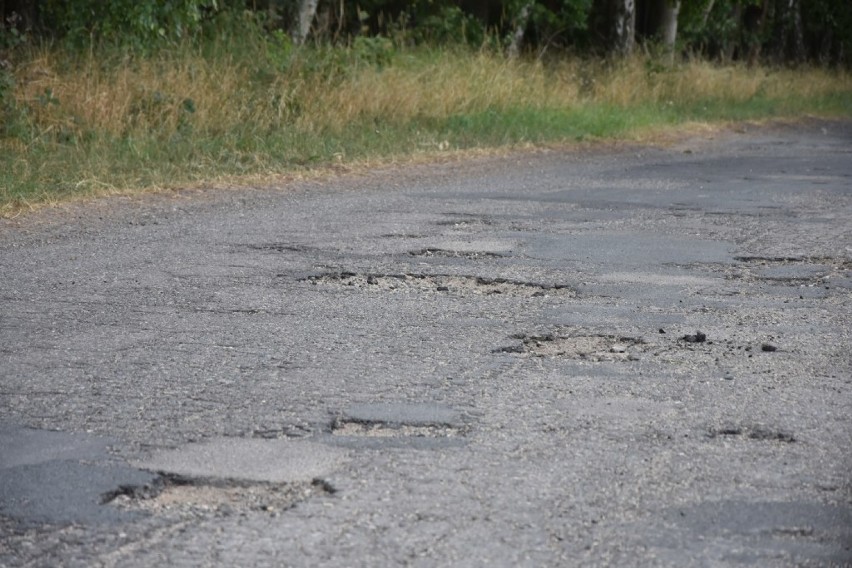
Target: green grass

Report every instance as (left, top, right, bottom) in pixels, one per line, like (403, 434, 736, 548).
(1, 43, 851, 216)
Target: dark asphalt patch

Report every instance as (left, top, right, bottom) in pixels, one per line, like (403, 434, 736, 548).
(0, 424, 115, 469)
(0, 461, 157, 526)
(660, 500, 852, 563)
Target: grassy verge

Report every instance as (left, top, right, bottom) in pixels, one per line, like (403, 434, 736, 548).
(2, 43, 850, 216)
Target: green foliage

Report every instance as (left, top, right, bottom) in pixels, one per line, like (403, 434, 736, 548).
(417, 5, 486, 46)
(40, 0, 223, 49)
(1, 11, 28, 51)
(801, 0, 852, 66)
(525, 0, 594, 51)
(265, 29, 293, 70)
(0, 70, 26, 139)
(352, 36, 395, 67)
(0, 12, 28, 141)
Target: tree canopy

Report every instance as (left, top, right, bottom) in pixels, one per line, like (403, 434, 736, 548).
(1, 0, 849, 65)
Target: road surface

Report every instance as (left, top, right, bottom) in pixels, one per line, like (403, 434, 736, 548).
(1, 120, 851, 566)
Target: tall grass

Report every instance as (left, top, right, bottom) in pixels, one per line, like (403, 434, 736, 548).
(2, 41, 850, 216)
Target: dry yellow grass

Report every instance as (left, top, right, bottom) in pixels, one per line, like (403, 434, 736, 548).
(2, 45, 850, 216)
(9, 48, 850, 140)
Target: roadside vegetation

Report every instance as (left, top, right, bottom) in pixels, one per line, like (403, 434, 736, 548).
(1, 1, 850, 216)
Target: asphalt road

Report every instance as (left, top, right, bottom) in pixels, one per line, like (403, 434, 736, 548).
(1, 120, 851, 566)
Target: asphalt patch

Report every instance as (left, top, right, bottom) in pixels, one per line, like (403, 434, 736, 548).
(662, 500, 852, 563)
(0, 424, 114, 469)
(132, 438, 346, 484)
(0, 461, 157, 526)
(0, 425, 155, 526)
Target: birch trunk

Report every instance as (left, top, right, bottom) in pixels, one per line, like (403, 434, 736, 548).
(290, 0, 319, 46)
(613, 0, 636, 56)
(700, 0, 715, 27)
(507, 2, 533, 59)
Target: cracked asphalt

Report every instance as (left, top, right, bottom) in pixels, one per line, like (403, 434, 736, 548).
(1, 120, 851, 566)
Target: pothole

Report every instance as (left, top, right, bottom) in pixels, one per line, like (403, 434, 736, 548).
(331, 403, 465, 439)
(496, 333, 646, 361)
(120, 438, 344, 517)
(436, 216, 494, 228)
(731, 255, 850, 287)
(331, 420, 461, 438)
(707, 426, 796, 443)
(106, 473, 334, 516)
(243, 243, 314, 253)
(733, 255, 850, 266)
(250, 423, 313, 439)
(409, 248, 505, 259)
(303, 272, 574, 297)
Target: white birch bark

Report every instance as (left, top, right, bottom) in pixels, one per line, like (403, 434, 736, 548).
(291, 0, 319, 46)
(507, 2, 534, 59)
(614, 0, 636, 56)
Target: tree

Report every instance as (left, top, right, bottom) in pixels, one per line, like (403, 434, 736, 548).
(591, 0, 636, 55)
(638, 0, 680, 60)
(289, 0, 319, 45)
(507, 2, 534, 58)
(656, 0, 680, 52)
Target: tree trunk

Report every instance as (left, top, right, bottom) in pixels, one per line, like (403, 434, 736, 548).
(507, 2, 533, 59)
(769, 0, 806, 64)
(789, 0, 805, 63)
(613, 0, 636, 56)
(290, 0, 319, 46)
(658, 1, 680, 53)
(700, 0, 715, 27)
(591, 0, 635, 56)
(722, 2, 741, 63)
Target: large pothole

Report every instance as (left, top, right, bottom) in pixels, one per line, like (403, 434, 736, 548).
(303, 272, 574, 297)
(409, 248, 505, 259)
(497, 333, 647, 361)
(116, 437, 345, 517)
(730, 255, 850, 288)
(106, 474, 334, 516)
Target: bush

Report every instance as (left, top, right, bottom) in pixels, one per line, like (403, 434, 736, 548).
(39, 0, 222, 50)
